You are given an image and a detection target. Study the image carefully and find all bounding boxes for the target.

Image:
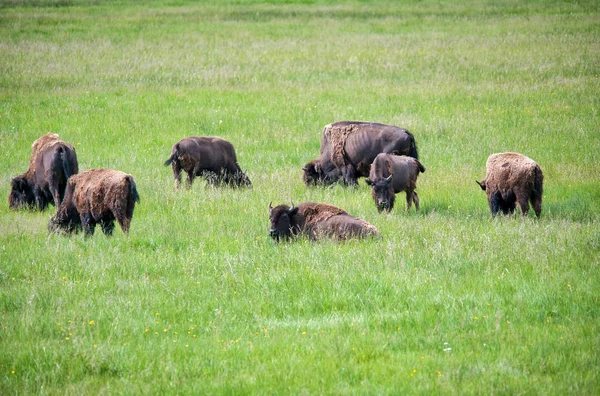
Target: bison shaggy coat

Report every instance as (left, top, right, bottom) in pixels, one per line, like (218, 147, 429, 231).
(302, 121, 418, 187)
(49, 169, 140, 237)
(365, 154, 425, 213)
(9, 133, 78, 211)
(164, 136, 251, 189)
(476, 152, 543, 217)
(268, 201, 380, 241)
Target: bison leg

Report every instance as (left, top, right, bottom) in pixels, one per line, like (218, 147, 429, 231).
(185, 170, 195, 189)
(413, 191, 420, 211)
(100, 219, 115, 236)
(489, 192, 503, 216)
(341, 165, 358, 186)
(172, 161, 182, 190)
(517, 196, 530, 216)
(81, 213, 96, 237)
(34, 186, 49, 211)
(405, 190, 413, 211)
(531, 195, 542, 218)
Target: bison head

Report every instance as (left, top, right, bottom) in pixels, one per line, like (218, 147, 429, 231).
(232, 170, 252, 188)
(48, 207, 81, 234)
(302, 161, 322, 186)
(365, 175, 395, 213)
(268, 201, 299, 241)
(8, 177, 35, 210)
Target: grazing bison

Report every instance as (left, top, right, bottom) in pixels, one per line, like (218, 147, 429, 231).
(268, 201, 380, 241)
(476, 152, 543, 217)
(9, 133, 78, 211)
(164, 136, 251, 189)
(365, 154, 425, 213)
(49, 169, 140, 237)
(302, 121, 418, 186)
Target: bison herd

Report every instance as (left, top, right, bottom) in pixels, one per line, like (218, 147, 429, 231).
(9, 121, 544, 241)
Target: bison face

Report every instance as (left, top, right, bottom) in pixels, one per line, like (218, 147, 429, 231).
(48, 207, 81, 234)
(366, 175, 395, 213)
(302, 161, 322, 186)
(268, 202, 299, 241)
(9, 177, 35, 210)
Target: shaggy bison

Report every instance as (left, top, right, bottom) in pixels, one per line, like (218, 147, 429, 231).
(164, 136, 251, 189)
(268, 201, 380, 241)
(49, 169, 140, 237)
(365, 154, 425, 213)
(302, 121, 418, 186)
(476, 152, 543, 217)
(9, 133, 78, 211)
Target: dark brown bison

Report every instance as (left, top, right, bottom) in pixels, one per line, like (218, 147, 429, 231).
(164, 136, 251, 189)
(268, 201, 380, 241)
(365, 154, 425, 213)
(302, 121, 418, 186)
(49, 169, 140, 237)
(476, 152, 543, 217)
(9, 133, 78, 211)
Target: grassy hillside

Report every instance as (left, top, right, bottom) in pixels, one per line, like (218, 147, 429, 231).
(1, 0, 599, 393)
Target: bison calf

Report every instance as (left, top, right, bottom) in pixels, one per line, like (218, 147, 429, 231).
(9, 133, 78, 211)
(268, 201, 380, 241)
(302, 121, 418, 187)
(365, 154, 425, 213)
(49, 169, 140, 237)
(164, 136, 251, 189)
(476, 152, 543, 217)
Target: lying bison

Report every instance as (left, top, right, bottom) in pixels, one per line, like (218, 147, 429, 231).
(268, 201, 380, 241)
(365, 154, 425, 213)
(476, 152, 543, 217)
(49, 169, 140, 237)
(302, 121, 418, 186)
(164, 136, 251, 189)
(9, 133, 78, 211)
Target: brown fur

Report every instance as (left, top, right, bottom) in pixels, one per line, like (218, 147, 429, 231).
(269, 201, 380, 241)
(9, 133, 78, 210)
(49, 169, 140, 237)
(477, 152, 543, 217)
(366, 154, 425, 212)
(303, 121, 418, 186)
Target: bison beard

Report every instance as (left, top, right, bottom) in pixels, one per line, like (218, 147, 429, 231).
(49, 169, 140, 237)
(268, 201, 380, 241)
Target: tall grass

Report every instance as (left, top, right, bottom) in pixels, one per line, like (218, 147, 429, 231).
(1, 0, 599, 393)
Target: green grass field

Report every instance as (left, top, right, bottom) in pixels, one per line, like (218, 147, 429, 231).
(1, 0, 599, 393)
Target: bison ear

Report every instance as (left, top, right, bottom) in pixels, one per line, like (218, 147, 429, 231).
(476, 180, 486, 191)
(365, 178, 373, 186)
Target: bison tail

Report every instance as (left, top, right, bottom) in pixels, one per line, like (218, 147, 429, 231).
(164, 144, 178, 166)
(406, 131, 419, 160)
(59, 147, 73, 180)
(533, 165, 543, 198)
(416, 160, 426, 173)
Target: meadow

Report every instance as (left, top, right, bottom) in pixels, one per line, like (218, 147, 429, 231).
(1, 0, 599, 393)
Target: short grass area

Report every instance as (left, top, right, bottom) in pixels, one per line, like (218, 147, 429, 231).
(1, 0, 599, 393)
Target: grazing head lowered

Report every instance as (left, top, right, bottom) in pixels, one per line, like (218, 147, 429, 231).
(302, 121, 418, 186)
(164, 136, 251, 189)
(9, 133, 78, 211)
(365, 154, 425, 213)
(476, 152, 543, 217)
(49, 169, 140, 237)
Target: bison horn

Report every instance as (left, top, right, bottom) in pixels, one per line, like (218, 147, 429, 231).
(385, 175, 393, 182)
(290, 201, 295, 210)
(476, 180, 486, 191)
(268, 201, 273, 213)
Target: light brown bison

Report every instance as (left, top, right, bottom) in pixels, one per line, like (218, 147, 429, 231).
(268, 201, 380, 241)
(49, 169, 140, 237)
(164, 136, 251, 189)
(365, 154, 425, 213)
(302, 121, 418, 186)
(476, 152, 543, 217)
(9, 133, 78, 211)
